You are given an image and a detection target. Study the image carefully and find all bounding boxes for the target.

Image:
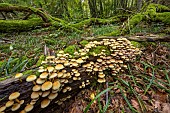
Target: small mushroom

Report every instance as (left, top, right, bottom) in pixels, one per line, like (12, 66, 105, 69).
(48, 93, 58, 100)
(41, 81, 53, 91)
(47, 66, 54, 73)
(6, 100, 14, 107)
(31, 92, 39, 99)
(49, 73, 57, 79)
(24, 104, 34, 112)
(0, 106, 6, 112)
(9, 92, 20, 103)
(15, 73, 23, 82)
(42, 91, 51, 97)
(32, 85, 41, 92)
(97, 78, 106, 83)
(55, 64, 64, 70)
(40, 72, 49, 79)
(36, 78, 45, 84)
(41, 99, 50, 108)
(26, 75, 37, 85)
(11, 103, 21, 111)
(52, 81, 61, 90)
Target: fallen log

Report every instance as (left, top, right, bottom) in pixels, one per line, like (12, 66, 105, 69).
(0, 38, 141, 113)
(83, 35, 170, 42)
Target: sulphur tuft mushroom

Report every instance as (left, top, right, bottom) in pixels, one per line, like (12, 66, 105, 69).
(26, 75, 37, 85)
(9, 92, 20, 103)
(11, 103, 21, 111)
(41, 81, 53, 91)
(15, 73, 23, 82)
(24, 104, 34, 112)
(55, 64, 64, 70)
(0, 106, 6, 112)
(41, 99, 50, 108)
(6, 100, 14, 108)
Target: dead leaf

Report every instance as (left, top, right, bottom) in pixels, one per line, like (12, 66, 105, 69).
(161, 103, 170, 113)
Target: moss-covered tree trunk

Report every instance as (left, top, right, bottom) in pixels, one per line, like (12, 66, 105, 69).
(106, 4, 170, 36)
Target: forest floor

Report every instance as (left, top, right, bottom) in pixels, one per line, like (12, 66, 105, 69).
(0, 22, 170, 113)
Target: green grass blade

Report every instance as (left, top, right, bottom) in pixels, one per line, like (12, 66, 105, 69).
(144, 68, 155, 95)
(118, 85, 138, 113)
(84, 87, 113, 113)
(11, 59, 28, 73)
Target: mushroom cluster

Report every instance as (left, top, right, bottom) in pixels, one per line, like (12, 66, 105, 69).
(0, 92, 24, 112)
(0, 38, 141, 112)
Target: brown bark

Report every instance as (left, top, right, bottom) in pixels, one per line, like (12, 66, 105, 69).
(0, 70, 95, 113)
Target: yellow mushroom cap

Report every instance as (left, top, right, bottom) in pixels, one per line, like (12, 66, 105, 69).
(98, 74, 105, 78)
(49, 73, 57, 79)
(57, 72, 63, 78)
(47, 66, 54, 73)
(46, 56, 55, 59)
(26, 75, 37, 82)
(52, 81, 61, 90)
(36, 78, 45, 84)
(24, 104, 34, 112)
(97, 78, 106, 83)
(19, 100, 25, 105)
(0, 106, 6, 112)
(32, 85, 41, 92)
(9, 92, 20, 100)
(41, 81, 52, 91)
(11, 103, 21, 111)
(40, 72, 49, 79)
(41, 99, 50, 108)
(15, 73, 23, 79)
(31, 92, 39, 99)
(48, 93, 58, 100)
(6, 100, 14, 107)
(42, 91, 51, 97)
(74, 73, 80, 77)
(55, 64, 64, 70)
(76, 58, 84, 64)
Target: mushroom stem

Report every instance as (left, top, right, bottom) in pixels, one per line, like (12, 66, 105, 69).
(15, 99, 20, 103)
(33, 81, 36, 85)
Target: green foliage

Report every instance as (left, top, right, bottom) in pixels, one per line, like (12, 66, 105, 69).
(79, 40, 89, 46)
(64, 45, 80, 55)
(36, 55, 45, 67)
(89, 46, 111, 56)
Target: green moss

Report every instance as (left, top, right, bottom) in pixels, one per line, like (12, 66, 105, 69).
(0, 3, 12, 7)
(23, 70, 34, 76)
(36, 55, 45, 67)
(44, 38, 56, 45)
(131, 41, 143, 48)
(89, 46, 110, 56)
(0, 18, 44, 32)
(64, 45, 80, 55)
(146, 4, 170, 13)
(0, 44, 10, 49)
(105, 29, 121, 36)
(80, 40, 89, 46)
(155, 12, 170, 24)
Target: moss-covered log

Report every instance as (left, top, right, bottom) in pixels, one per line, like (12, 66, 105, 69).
(71, 15, 128, 29)
(106, 4, 170, 36)
(0, 3, 51, 22)
(84, 35, 170, 42)
(0, 38, 141, 113)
